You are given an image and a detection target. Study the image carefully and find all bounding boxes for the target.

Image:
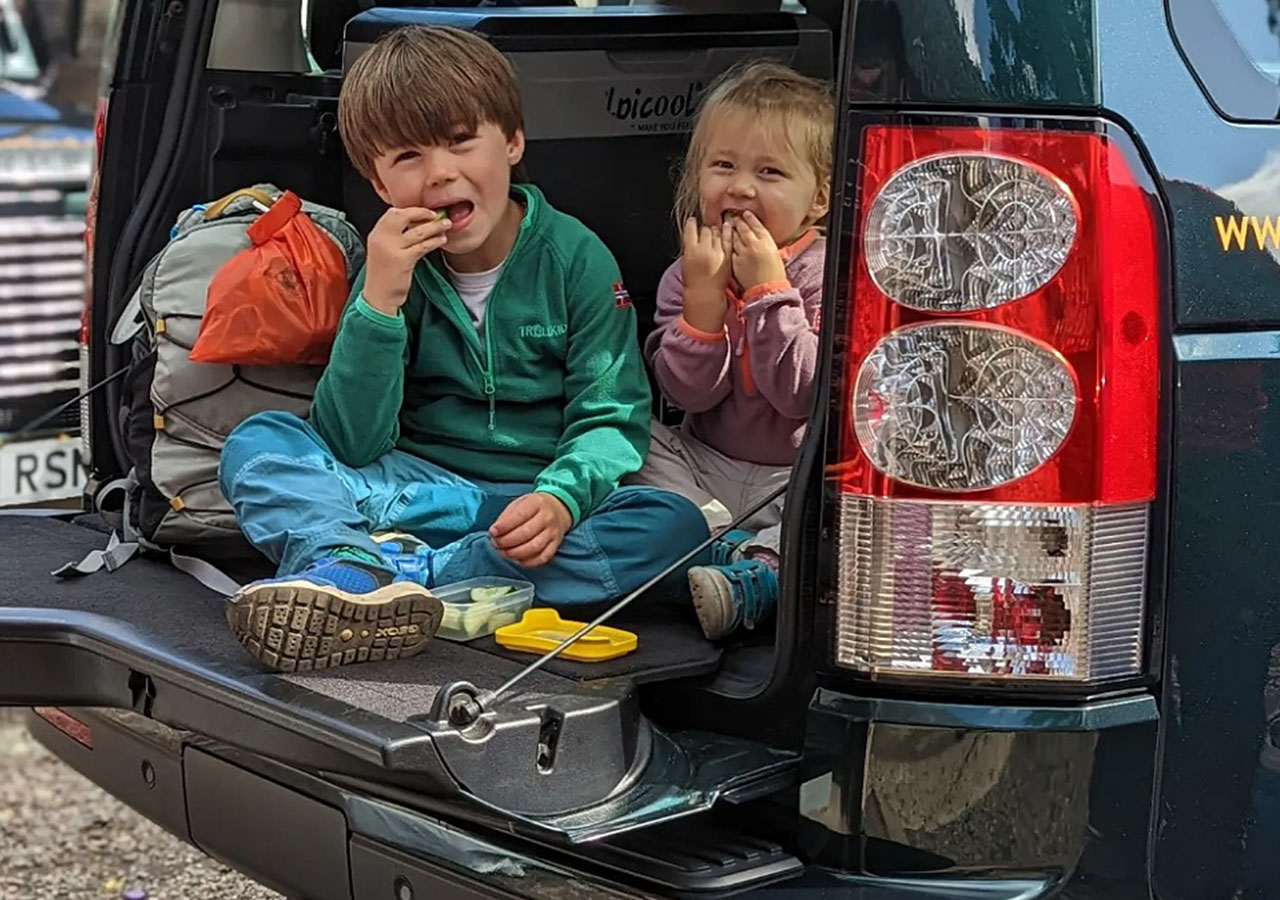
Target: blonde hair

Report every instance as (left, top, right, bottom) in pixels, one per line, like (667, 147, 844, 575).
(673, 60, 834, 231)
(339, 26, 523, 180)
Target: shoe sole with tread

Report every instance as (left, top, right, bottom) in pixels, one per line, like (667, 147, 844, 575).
(688, 566, 735, 641)
(226, 580, 443, 673)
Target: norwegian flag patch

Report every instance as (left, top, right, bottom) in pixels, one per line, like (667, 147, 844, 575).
(613, 281, 632, 309)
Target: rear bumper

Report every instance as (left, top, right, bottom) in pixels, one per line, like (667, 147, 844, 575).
(26, 706, 647, 900)
(26, 707, 1069, 900)
(799, 689, 1161, 898)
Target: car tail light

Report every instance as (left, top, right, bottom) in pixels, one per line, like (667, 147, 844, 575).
(830, 123, 1160, 684)
(79, 96, 108, 461)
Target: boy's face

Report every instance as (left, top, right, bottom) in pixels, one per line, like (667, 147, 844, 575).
(371, 122, 526, 271)
(698, 108, 828, 248)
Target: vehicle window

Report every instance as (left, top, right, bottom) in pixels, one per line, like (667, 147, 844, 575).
(1213, 0, 1280, 79)
(1168, 0, 1280, 121)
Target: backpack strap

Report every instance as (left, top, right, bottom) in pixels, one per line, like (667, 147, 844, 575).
(52, 533, 242, 597)
(52, 529, 141, 578)
(53, 477, 142, 578)
(51, 474, 244, 597)
(203, 187, 275, 221)
(110, 291, 145, 345)
(168, 549, 243, 596)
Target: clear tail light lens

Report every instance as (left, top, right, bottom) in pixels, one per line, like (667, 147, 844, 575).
(831, 122, 1161, 686)
(852, 322, 1079, 491)
(836, 497, 1148, 680)
(864, 152, 1079, 312)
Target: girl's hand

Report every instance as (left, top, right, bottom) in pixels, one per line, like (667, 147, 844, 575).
(680, 217, 732, 332)
(731, 211, 788, 293)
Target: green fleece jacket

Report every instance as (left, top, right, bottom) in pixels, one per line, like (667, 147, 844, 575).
(308, 184, 650, 524)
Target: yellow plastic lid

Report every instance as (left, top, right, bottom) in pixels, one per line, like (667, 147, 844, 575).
(494, 609, 637, 662)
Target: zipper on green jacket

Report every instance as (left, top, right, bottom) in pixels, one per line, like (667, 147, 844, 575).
(482, 302, 497, 432)
(410, 188, 537, 436)
(412, 265, 500, 433)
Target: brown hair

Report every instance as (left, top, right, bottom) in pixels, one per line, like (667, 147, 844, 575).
(673, 60, 834, 231)
(339, 26, 523, 180)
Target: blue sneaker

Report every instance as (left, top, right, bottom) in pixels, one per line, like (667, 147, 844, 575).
(226, 556, 442, 672)
(688, 559, 778, 640)
(710, 529, 754, 567)
(372, 531, 433, 586)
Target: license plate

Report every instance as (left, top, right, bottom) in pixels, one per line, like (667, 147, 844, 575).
(0, 436, 87, 506)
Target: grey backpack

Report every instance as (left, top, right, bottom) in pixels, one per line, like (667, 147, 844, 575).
(60, 185, 364, 586)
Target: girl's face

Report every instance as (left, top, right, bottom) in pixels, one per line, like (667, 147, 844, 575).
(697, 107, 829, 247)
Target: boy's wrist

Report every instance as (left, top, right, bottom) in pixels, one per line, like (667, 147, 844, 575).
(360, 289, 405, 317)
(354, 294, 407, 332)
(535, 486, 581, 527)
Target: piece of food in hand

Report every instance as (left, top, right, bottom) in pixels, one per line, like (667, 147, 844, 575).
(400, 208, 449, 234)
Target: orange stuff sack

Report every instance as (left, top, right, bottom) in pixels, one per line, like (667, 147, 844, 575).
(190, 190, 351, 366)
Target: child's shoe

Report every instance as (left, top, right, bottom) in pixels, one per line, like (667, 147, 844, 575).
(688, 558, 779, 641)
(372, 530, 433, 586)
(710, 529, 754, 566)
(226, 555, 442, 672)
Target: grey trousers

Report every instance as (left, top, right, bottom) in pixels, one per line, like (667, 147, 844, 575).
(625, 421, 789, 557)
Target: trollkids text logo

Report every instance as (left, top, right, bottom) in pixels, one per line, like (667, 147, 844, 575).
(605, 82, 705, 133)
(519, 323, 569, 339)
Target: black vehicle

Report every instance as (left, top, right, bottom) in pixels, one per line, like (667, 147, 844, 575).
(0, 0, 94, 504)
(3, 0, 1279, 898)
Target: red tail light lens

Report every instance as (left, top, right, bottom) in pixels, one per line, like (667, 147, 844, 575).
(831, 123, 1160, 683)
(82, 98, 107, 333)
(80, 97, 108, 459)
(34, 707, 93, 749)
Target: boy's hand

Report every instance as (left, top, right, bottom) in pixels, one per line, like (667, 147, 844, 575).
(362, 207, 451, 315)
(489, 493, 573, 568)
(681, 217, 732, 333)
(731, 212, 788, 293)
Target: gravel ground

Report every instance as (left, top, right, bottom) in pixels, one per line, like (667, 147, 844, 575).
(0, 708, 282, 900)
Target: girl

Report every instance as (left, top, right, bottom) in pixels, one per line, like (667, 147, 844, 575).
(628, 61, 833, 640)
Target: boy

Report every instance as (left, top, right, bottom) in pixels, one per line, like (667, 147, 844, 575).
(219, 26, 708, 672)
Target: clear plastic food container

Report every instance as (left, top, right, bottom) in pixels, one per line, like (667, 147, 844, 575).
(434, 577, 535, 642)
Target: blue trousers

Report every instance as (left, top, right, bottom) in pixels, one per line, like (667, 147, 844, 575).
(218, 411, 711, 605)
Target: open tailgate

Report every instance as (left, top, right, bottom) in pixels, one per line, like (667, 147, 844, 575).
(0, 515, 797, 843)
